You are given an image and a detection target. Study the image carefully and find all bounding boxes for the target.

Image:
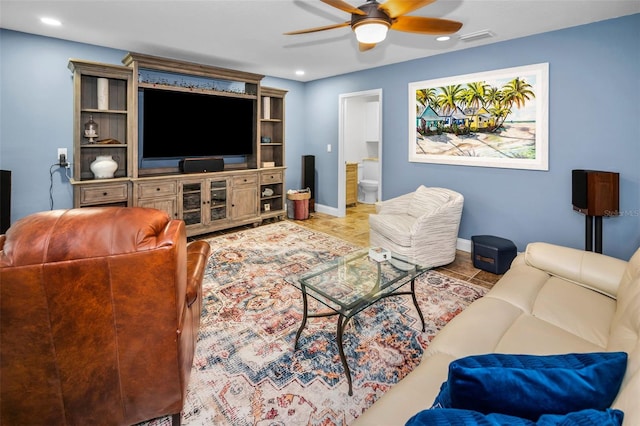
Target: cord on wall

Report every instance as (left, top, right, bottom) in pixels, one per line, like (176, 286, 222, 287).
(49, 162, 72, 210)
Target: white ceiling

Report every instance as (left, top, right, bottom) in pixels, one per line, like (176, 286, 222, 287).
(1, 0, 639, 82)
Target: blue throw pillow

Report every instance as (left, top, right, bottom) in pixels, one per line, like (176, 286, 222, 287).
(406, 408, 624, 426)
(431, 352, 627, 420)
(537, 409, 624, 426)
(407, 408, 533, 425)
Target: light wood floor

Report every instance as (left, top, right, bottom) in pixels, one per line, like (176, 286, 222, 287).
(199, 203, 502, 290)
(294, 203, 501, 290)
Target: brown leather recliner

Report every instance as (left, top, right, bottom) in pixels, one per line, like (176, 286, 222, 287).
(0, 207, 211, 425)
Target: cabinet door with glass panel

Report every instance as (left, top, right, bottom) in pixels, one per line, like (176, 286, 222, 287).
(180, 178, 229, 232)
(181, 179, 205, 229)
(208, 178, 229, 223)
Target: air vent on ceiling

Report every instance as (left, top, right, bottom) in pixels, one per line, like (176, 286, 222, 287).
(459, 29, 494, 42)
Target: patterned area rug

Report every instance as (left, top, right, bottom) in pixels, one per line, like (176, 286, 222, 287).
(141, 221, 487, 426)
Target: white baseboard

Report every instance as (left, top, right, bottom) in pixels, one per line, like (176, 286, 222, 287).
(457, 238, 472, 253)
(314, 203, 340, 217)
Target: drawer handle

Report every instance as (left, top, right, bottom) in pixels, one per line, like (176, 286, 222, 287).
(156, 187, 161, 191)
(103, 192, 108, 196)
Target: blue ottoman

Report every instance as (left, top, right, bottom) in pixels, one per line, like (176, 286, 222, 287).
(471, 235, 517, 274)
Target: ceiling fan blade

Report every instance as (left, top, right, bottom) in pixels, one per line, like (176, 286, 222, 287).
(284, 21, 351, 35)
(391, 16, 463, 34)
(321, 0, 367, 15)
(359, 42, 377, 52)
(378, 0, 436, 18)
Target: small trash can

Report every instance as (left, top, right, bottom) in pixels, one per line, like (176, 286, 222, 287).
(287, 190, 311, 220)
(471, 235, 517, 274)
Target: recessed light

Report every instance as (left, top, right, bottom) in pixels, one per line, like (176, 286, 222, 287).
(295, 70, 305, 76)
(40, 17, 62, 26)
(436, 36, 450, 42)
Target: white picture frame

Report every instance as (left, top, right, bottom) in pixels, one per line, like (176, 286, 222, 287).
(408, 63, 549, 170)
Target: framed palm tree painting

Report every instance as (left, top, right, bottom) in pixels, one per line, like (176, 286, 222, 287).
(408, 63, 549, 170)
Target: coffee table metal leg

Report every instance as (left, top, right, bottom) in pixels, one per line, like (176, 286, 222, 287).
(410, 278, 426, 332)
(294, 285, 309, 350)
(336, 313, 354, 396)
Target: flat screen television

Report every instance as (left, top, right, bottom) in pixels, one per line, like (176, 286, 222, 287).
(140, 88, 255, 160)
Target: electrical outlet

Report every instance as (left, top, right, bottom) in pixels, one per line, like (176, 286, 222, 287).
(57, 148, 68, 167)
(57, 148, 67, 161)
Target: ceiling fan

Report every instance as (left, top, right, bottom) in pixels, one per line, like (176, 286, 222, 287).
(284, 0, 463, 51)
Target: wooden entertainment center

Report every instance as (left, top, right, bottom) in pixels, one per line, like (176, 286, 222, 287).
(68, 53, 286, 236)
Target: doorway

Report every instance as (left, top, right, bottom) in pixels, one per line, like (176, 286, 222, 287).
(338, 89, 382, 217)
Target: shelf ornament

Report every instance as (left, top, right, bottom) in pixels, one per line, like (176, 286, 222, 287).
(84, 115, 99, 143)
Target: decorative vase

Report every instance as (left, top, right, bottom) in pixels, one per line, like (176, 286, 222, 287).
(90, 155, 118, 179)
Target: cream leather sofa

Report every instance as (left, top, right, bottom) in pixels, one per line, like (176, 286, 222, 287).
(354, 242, 640, 426)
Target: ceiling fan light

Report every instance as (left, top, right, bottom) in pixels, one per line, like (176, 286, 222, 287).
(354, 22, 389, 44)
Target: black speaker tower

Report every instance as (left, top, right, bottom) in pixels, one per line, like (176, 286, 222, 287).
(302, 155, 315, 212)
(0, 170, 11, 234)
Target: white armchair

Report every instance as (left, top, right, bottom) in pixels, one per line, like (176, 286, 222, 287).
(369, 186, 464, 267)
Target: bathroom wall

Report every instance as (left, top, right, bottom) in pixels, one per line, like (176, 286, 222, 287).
(343, 95, 381, 204)
(344, 97, 373, 163)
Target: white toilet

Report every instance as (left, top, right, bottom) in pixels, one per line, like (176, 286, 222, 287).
(358, 158, 379, 204)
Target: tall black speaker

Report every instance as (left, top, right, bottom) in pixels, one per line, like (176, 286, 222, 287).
(302, 155, 315, 212)
(1, 170, 11, 233)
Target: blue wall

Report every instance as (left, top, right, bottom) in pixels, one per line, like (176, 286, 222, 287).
(304, 14, 640, 260)
(1, 14, 639, 260)
(0, 30, 306, 218)
(0, 31, 126, 214)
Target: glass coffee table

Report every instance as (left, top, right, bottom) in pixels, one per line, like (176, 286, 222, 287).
(287, 248, 430, 395)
